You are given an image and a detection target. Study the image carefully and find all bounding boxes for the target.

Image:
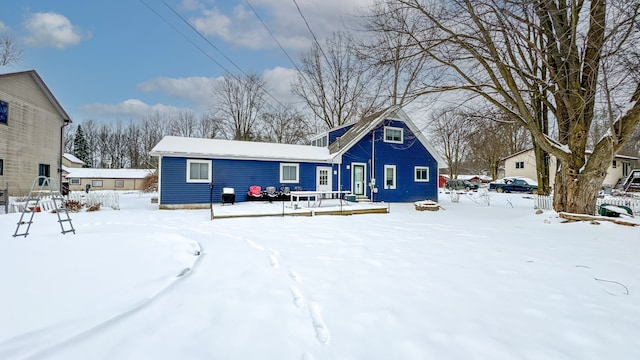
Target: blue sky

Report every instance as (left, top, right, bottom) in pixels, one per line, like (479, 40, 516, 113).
(1, 0, 370, 123)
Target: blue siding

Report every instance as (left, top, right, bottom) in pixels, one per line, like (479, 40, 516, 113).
(160, 157, 333, 204)
(338, 119, 438, 202)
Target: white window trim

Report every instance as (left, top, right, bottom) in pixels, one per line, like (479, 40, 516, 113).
(92, 180, 103, 187)
(280, 163, 300, 183)
(115, 179, 124, 188)
(384, 165, 397, 189)
(70, 178, 81, 185)
(384, 126, 404, 144)
(414, 166, 430, 182)
(186, 159, 212, 183)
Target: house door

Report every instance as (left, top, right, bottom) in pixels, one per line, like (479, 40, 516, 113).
(352, 163, 366, 196)
(316, 167, 332, 192)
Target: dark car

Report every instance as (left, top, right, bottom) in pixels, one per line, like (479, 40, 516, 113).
(489, 177, 538, 194)
(445, 179, 479, 191)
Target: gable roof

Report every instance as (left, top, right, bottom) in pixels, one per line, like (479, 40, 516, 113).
(63, 153, 85, 165)
(65, 168, 152, 179)
(328, 106, 445, 167)
(150, 136, 332, 162)
(0, 70, 72, 123)
(502, 147, 640, 161)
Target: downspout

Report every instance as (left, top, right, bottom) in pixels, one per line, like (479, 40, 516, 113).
(371, 130, 375, 202)
(60, 120, 70, 192)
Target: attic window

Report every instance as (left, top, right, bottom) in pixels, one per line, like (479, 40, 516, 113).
(384, 126, 403, 144)
(0, 100, 8, 124)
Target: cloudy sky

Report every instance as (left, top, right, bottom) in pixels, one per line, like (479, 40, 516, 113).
(1, 0, 373, 122)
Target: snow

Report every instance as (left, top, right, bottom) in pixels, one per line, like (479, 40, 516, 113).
(62, 153, 84, 165)
(2, 191, 640, 359)
(65, 168, 153, 179)
(151, 136, 332, 162)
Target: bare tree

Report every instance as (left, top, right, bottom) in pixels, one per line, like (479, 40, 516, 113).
(213, 73, 266, 141)
(292, 31, 385, 130)
(467, 110, 530, 180)
(358, 2, 431, 106)
(0, 35, 22, 67)
(261, 106, 313, 144)
(430, 107, 476, 179)
(384, 0, 640, 214)
(168, 110, 198, 137)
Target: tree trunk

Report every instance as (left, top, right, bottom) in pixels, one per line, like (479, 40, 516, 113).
(533, 142, 551, 196)
(553, 151, 611, 214)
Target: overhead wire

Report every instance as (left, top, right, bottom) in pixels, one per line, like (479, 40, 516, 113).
(139, 0, 287, 109)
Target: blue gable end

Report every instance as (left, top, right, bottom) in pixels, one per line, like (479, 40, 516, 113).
(338, 119, 438, 202)
(160, 157, 333, 205)
(328, 124, 354, 146)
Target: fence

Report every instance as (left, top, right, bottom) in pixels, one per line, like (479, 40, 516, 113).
(0, 183, 7, 214)
(7, 191, 120, 213)
(534, 195, 640, 215)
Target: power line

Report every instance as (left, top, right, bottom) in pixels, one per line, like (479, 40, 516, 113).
(138, 0, 232, 75)
(139, 0, 287, 109)
(291, 0, 332, 68)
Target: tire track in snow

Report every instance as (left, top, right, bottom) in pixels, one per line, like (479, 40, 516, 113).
(0, 240, 204, 360)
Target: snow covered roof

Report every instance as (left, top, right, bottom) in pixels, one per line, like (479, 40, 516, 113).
(65, 168, 153, 179)
(63, 153, 85, 165)
(150, 136, 333, 162)
(457, 174, 492, 181)
(327, 106, 445, 167)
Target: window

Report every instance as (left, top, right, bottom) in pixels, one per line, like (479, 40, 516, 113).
(115, 180, 124, 188)
(92, 180, 103, 187)
(0, 159, 3, 175)
(186, 159, 211, 183)
(515, 161, 525, 169)
(311, 136, 328, 147)
(0, 100, 8, 124)
(612, 160, 617, 168)
(38, 164, 50, 185)
(280, 163, 299, 183)
(384, 126, 403, 143)
(414, 166, 429, 182)
(384, 165, 396, 189)
(70, 178, 80, 185)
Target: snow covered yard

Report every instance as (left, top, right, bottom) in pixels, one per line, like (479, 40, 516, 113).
(1, 191, 640, 359)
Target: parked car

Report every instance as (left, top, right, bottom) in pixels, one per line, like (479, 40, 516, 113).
(445, 179, 479, 191)
(489, 177, 538, 194)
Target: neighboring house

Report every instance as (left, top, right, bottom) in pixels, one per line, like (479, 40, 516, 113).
(151, 106, 444, 209)
(503, 148, 640, 188)
(0, 70, 71, 196)
(62, 153, 85, 172)
(65, 168, 152, 192)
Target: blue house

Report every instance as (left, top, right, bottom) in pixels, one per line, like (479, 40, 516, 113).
(151, 106, 443, 209)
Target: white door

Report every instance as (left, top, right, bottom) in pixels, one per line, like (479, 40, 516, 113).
(352, 163, 366, 196)
(316, 167, 332, 192)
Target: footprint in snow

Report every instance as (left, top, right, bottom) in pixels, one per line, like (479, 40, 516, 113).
(289, 270, 302, 283)
(309, 302, 330, 345)
(289, 285, 305, 309)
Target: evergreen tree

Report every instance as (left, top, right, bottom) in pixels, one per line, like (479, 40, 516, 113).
(73, 125, 91, 168)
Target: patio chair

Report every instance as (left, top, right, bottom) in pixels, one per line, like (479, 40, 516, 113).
(279, 185, 291, 201)
(264, 186, 279, 202)
(247, 185, 263, 200)
(222, 187, 235, 205)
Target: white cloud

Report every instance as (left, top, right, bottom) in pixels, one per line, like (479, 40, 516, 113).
(23, 12, 87, 49)
(136, 76, 222, 110)
(186, 0, 376, 51)
(262, 66, 298, 103)
(0, 22, 9, 33)
(79, 99, 186, 119)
